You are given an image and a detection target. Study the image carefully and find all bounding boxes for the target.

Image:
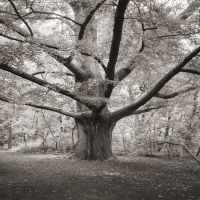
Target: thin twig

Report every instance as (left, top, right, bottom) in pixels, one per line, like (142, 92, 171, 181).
(8, 0, 33, 36)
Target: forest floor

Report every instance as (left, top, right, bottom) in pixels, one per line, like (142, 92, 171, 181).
(0, 151, 200, 200)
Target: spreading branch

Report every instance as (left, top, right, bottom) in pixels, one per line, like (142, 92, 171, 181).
(0, 63, 102, 109)
(28, 103, 79, 119)
(0, 93, 85, 119)
(111, 46, 200, 122)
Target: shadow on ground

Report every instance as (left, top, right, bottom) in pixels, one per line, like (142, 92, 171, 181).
(0, 152, 200, 200)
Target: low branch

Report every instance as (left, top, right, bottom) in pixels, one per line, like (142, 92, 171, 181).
(8, 0, 33, 36)
(27, 103, 79, 119)
(111, 46, 200, 122)
(0, 63, 99, 109)
(0, 93, 89, 119)
(78, 0, 107, 40)
(0, 64, 74, 97)
(157, 141, 200, 165)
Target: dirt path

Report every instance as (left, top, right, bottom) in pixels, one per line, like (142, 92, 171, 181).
(0, 151, 200, 200)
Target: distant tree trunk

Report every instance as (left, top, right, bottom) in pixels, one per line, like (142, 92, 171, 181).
(23, 133, 28, 147)
(165, 116, 171, 138)
(185, 90, 198, 147)
(8, 125, 12, 149)
(72, 126, 76, 149)
(121, 119, 127, 155)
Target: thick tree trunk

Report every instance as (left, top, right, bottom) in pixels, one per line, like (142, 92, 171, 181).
(69, 1, 116, 160)
(75, 115, 115, 160)
(74, 79, 115, 160)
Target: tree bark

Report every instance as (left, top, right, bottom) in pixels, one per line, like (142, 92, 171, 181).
(75, 111, 115, 160)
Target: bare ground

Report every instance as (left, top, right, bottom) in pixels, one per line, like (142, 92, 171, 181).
(0, 151, 200, 200)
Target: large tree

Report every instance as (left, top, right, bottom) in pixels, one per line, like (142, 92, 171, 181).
(0, 0, 199, 160)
